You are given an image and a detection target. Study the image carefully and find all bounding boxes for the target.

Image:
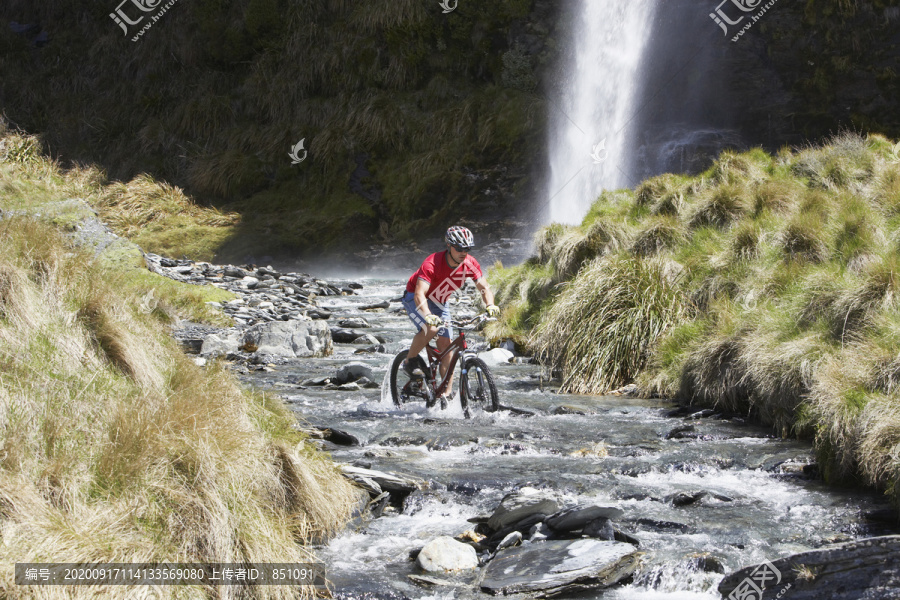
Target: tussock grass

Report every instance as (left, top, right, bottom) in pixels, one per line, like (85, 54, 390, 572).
(531, 256, 687, 394)
(688, 184, 748, 229)
(549, 220, 632, 281)
(631, 216, 687, 257)
(0, 219, 357, 598)
(493, 134, 900, 503)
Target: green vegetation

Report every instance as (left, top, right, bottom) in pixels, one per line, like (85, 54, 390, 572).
(490, 133, 900, 502)
(0, 0, 552, 258)
(1, 126, 359, 598)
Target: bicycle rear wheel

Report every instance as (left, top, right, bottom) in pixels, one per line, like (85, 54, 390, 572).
(389, 350, 433, 408)
(459, 357, 500, 418)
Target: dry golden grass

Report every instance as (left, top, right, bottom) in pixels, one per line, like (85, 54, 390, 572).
(0, 218, 358, 599)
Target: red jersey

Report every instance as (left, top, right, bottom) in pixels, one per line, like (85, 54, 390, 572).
(405, 251, 484, 305)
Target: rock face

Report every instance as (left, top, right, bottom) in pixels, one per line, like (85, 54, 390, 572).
(417, 537, 479, 572)
(480, 539, 640, 596)
(242, 320, 332, 358)
(717, 535, 900, 600)
(487, 487, 560, 531)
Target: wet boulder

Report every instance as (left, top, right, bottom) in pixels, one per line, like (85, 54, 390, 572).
(417, 537, 479, 572)
(487, 487, 560, 531)
(480, 539, 640, 596)
(544, 505, 625, 533)
(338, 317, 370, 329)
(334, 362, 374, 384)
(331, 328, 370, 343)
(718, 535, 900, 599)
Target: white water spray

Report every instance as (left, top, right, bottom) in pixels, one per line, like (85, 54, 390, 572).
(545, 0, 659, 224)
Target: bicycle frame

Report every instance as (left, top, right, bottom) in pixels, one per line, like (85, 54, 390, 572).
(423, 331, 474, 398)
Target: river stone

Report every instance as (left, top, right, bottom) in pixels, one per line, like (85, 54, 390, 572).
(417, 537, 479, 572)
(242, 320, 332, 358)
(487, 487, 560, 531)
(545, 505, 625, 533)
(331, 328, 370, 343)
(718, 535, 900, 599)
(583, 517, 616, 541)
(480, 539, 640, 596)
(200, 330, 242, 357)
(360, 300, 390, 310)
(334, 362, 375, 384)
(476, 348, 514, 367)
(340, 465, 423, 494)
(338, 317, 370, 328)
(497, 531, 523, 550)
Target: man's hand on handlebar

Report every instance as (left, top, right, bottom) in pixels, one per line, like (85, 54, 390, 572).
(486, 304, 500, 318)
(424, 314, 443, 327)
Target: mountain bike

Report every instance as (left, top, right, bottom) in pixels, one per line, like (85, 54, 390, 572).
(389, 315, 499, 418)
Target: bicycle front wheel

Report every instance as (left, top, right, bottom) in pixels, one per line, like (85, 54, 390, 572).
(459, 357, 500, 418)
(389, 350, 431, 408)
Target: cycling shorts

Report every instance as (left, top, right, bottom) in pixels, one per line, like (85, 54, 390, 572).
(402, 291, 453, 339)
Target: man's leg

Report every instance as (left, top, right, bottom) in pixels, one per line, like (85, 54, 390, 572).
(436, 335, 455, 394)
(406, 324, 438, 369)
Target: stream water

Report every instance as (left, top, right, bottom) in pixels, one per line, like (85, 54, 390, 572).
(237, 277, 897, 600)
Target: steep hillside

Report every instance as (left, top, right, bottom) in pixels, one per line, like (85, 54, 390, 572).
(0, 0, 561, 260)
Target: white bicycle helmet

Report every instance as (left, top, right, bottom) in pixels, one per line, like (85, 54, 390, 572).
(445, 226, 475, 250)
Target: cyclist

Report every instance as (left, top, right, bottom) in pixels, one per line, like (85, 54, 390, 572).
(401, 226, 500, 399)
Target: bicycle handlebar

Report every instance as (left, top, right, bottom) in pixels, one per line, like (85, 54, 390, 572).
(451, 313, 497, 330)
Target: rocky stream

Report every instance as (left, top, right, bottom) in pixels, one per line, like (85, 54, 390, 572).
(151, 251, 900, 600)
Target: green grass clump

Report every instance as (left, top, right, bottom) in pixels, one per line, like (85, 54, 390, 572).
(492, 133, 900, 503)
(531, 255, 687, 394)
(0, 218, 358, 598)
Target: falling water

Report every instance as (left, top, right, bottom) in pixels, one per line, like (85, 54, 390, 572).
(545, 0, 659, 224)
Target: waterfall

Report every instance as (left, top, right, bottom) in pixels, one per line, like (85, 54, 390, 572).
(545, 0, 659, 225)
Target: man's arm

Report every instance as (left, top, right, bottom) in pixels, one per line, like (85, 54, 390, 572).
(414, 278, 433, 317)
(475, 278, 495, 309)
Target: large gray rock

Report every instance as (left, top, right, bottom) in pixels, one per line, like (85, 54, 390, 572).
(417, 537, 479, 572)
(545, 505, 625, 533)
(718, 535, 900, 600)
(480, 539, 640, 596)
(488, 487, 560, 531)
(200, 330, 242, 357)
(242, 320, 332, 358)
